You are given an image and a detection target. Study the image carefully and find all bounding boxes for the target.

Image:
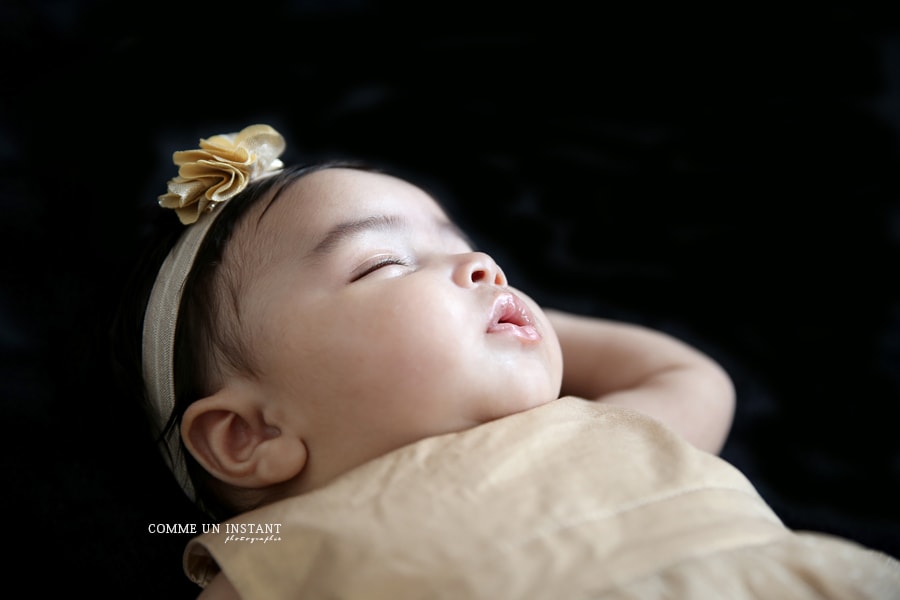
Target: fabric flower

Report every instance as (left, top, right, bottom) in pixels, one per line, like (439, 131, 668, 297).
(159, 124, 286, 224)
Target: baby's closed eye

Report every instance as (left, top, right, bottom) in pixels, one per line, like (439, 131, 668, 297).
(350, 256, 414, 281)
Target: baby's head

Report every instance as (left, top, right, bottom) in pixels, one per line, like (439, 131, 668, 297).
(136, 125, 563, 518)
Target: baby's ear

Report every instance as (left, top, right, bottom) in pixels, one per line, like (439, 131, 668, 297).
(181, 388, 307, 489)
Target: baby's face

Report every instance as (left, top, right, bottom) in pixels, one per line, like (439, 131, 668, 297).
(233, 168, 562, 487)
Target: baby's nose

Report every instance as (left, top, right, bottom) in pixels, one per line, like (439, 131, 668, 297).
(453, 252, 507, 288)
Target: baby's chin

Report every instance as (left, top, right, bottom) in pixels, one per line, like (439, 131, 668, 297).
(484, 387, 561, 423)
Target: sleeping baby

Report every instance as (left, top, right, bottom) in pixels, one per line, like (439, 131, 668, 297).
(120, 125, 900, 598)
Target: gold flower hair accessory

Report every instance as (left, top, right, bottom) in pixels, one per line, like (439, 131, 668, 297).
(159, 124, 286, 224)
(143, 124, 286, 506)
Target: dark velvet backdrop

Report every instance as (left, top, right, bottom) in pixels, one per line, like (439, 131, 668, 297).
(3, 1, 899, 597)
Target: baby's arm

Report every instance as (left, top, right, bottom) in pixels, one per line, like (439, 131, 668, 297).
(547, 309, 735, 454)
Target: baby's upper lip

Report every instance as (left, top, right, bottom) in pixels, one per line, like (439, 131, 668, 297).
(487, 292, 535, 331)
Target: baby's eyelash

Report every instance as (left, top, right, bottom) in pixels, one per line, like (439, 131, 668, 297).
(351, 257, 411, 282)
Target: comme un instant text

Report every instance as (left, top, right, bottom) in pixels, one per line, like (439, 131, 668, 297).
(148, 523, 283, 534)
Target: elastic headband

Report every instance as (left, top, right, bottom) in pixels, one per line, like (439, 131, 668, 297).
(141, 124, 285, 502)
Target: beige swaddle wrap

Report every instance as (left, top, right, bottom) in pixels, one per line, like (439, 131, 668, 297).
(185, 397, 900, 599)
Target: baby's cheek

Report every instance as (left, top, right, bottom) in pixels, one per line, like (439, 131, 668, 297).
(546, 323, 565, 393)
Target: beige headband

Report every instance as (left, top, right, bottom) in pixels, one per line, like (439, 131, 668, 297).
(141, 124, 285, 502)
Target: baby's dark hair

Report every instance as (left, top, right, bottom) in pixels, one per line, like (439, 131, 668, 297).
(112, 160, 369, 520)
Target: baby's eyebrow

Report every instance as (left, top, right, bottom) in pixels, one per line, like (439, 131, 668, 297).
(311, 215, 406, 255)
(311, 214, 472, 255)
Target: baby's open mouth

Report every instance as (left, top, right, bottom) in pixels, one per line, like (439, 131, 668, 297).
(487, 294, 541, 342)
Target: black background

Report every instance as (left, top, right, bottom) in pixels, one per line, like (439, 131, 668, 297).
(3, 1, 900, 596)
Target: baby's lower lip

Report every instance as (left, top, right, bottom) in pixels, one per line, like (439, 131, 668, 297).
(487, 322, 542, 342)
